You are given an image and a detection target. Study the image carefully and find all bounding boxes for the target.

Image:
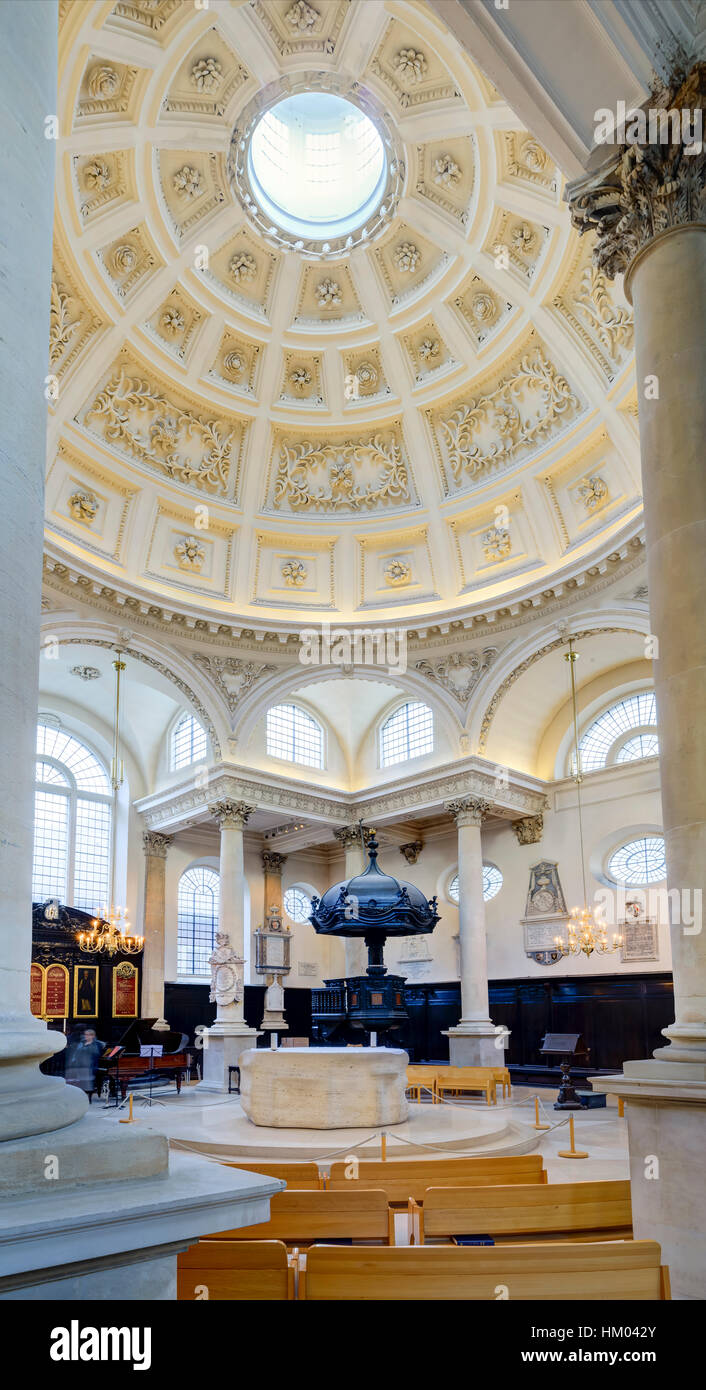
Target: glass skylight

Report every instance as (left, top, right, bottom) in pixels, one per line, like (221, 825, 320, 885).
(249, 92, 386, 239)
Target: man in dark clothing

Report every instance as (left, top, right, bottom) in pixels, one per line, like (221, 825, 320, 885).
(65, 1027, 105, 1102)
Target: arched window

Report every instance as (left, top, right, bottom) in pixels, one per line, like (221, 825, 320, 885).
(573, 692, 658, 773)
(171, 712, 208, 770)
(607, 835, 666, 886)
(266, 704, 324, 769)
(177, 866, 220, 976)
(448, 862, 503, 905)
(32, 722, 112, 912)
(380, 702, 433, 768)
(284, 886, 312, 923)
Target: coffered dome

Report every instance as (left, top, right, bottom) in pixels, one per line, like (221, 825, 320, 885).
(47, 0, 641, 632)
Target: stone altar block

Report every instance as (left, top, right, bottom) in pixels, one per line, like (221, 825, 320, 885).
(239, 1047, 409, 1128)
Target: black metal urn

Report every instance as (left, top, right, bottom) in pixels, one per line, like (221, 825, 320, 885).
(308, 833, 439, 1042)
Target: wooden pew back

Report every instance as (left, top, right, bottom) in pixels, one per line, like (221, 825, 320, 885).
(435, 1067, 496, 1103)
(218, 1160, 322, 1189)
(415, 1179, 632, 1243)
(328, 1154, 546, 1204)
(206, 1187, 391, 1245)
(301, 1240, 669, 1300)
(178, 1240, 294, 1300)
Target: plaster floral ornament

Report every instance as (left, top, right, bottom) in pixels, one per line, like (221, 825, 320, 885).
(173, 165, 202, 199)
(574, 263, 633, 359)
(416, 646, 498, 706)
(281, 557, 308, 586)
(395, 48, 428, 85)
(511, 221, 535, 254)
(88, 65, 120, 100)
(316, 278, 342, 307)
(384, 557, 412, 587)
(330, 460, 354, 494)
(471, 292, 496, 322)
(274, 433, 410, 512)
(190, 57, 222, 93)
(111, 243, 137, 275)
(356, 361, 379, 391)
(71, 665, 101, 681)
(223, 350, 244, 378)
(83, 159, 111, 191)
(394, 241, 421, 273)
(434, 154, 461, 187)
(576, 475, 609, 510)
(290, 366, 312, 391)
(286, 0, 319, 30)
(161, 307, 185, 337)
(482, 524, 512, 561)
(229, 251, 257, 284)
(68, 488, 99, 523)
(49, 280, 80, 366)
(495, 402, 521, 436)
(521, 137, 547, 171)
(175, 534, 206, 571)
(418, 338, 440, 362)
(86, 367, 234, 493)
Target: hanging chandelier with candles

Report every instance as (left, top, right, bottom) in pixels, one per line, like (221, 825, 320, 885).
(553, 637, 623, 961)
(78, 649, 144, 957)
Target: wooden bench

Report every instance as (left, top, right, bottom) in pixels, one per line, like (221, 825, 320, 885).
(177, 1240, 295, 1300)
(406, 1066, 441, 1102)
(218, 1160, 323, 1190)
(299, 1240, 669, 1300)
(328, 1155, 547, 1207)
(410, 1180, 633, 1246)
(435, 1066, 497, 1105)
(205, 1187, 394, 1247)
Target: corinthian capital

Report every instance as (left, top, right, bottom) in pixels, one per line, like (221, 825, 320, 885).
(142, 830, 172, 859)
(445, 797, 489, 828)
(209, 799, 254, 830)
(333, 824, 372, 851)
(566, 62, 706, 283)
(262, 850, 287, 875)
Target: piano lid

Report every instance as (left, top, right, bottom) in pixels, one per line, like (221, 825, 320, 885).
(113, 1017, 187, 1054)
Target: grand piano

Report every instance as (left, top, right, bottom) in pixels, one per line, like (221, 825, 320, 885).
(98, 1018, 189, 1100)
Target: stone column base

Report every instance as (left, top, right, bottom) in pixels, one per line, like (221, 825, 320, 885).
(444, 1026, 507, 1068)
(590, 1059, 706, 1300)
(196, 1026, 261, 1093)
(0, 1115, 281, 1298)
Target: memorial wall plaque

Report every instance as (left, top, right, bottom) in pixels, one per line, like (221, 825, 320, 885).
(520, 861, 569, 964)
(45, 963, 69, 1018)
(621, 917, 659, 963)
(30, 962, 44, 1016)
(113, 961, 138, 1018)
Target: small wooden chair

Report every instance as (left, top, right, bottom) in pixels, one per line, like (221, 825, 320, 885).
(299, 1240, 669, 1301)
(177, 1240, 295, 1300)
(491, 1066, 512, 1099)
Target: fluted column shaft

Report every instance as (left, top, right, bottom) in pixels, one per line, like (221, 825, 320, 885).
(141, 832, 172, 1022)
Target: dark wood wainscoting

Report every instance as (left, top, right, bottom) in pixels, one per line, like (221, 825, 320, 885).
(164, 982, 312, 1050)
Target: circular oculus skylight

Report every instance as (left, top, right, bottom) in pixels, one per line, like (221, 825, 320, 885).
(249, 93, 386, 238)
(229, 77, 403, 258)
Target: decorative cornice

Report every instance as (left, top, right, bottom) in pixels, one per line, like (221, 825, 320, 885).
(566, 62, 706, 285)
(142, 830, 172, 859)
(445, 796, 490, 827)
(209, 799, 254, 830)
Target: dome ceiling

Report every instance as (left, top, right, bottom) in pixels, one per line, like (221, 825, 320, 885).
(48, 0, 642, 631)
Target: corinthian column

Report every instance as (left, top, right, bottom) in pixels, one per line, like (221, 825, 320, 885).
(199, 801, 259, 1089)
(333, 825, 370, 976)
(141, 831, 172, 1026)
(567, 62, 706, 1297)
(444, 798, 503, 1066)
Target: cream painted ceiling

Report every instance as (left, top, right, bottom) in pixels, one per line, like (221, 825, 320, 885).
(48, 0, 642, 631)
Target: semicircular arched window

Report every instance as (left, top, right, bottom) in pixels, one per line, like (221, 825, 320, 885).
(380, 702, 433, 768)
(177, 866, 220, 977)
(171, 712, 208, 771)
(266, 704, 324, 769)
(32, 721, 112, 913)
(573, 692, 658, 774)
(607, 835, 666, 886)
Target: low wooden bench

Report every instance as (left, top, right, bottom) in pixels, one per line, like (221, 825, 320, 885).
(410, 1179, 633, 1246)
(328, 1155, 547, 1208)
(205, 1187, 394, 1247)
(406, 1066, 441, 1102)
(435, 1066, 497, 1105)
(299, 1240, 669, 1300)
(491, 1066, 512, 1099)
(218, 1160, 323, 1190)
(177, 1240, 295, 1300)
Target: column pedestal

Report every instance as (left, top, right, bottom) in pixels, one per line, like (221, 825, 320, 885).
(198, 1021, 261, 1093)
(444, 1027, 505, 1068)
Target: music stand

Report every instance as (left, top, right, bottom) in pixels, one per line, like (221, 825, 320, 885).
(540, 1032, 589, 1110)
(119, 1043, 167, 1110)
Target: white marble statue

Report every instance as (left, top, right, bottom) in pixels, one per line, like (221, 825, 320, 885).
(208, 932, 244, 1013)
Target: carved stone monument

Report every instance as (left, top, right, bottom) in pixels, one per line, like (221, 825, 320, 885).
(198, 933, 257, 1093)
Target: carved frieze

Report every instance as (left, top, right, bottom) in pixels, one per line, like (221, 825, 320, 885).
(193, 654, 276, 715)
(416, 646, 498, 708)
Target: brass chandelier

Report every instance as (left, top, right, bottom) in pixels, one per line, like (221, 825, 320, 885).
(554, 637, 622, 960)
(78, 650, 143, 957)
